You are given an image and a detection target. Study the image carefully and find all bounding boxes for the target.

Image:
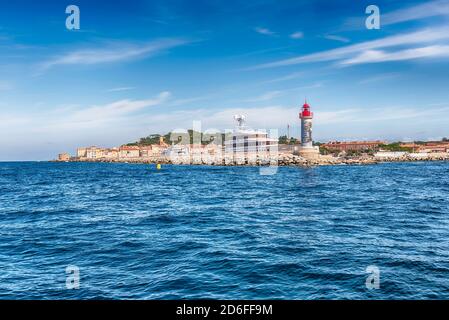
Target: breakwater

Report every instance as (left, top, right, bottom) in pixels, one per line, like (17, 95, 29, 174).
(61, 152, 449, 167)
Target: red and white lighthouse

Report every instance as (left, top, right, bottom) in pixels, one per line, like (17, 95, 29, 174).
(299, 100, 314, 148)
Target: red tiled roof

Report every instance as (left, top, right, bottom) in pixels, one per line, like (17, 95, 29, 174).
(119, 146, 140, 150)
(324, 141, 385, 146)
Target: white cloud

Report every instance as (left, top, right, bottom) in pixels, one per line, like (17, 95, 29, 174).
(254, 27, 276, 36)
(106, 87, 135, 92)
(261, 71, 303, 84)
(67, 91, 171, 124)
(290, 31, 304, 39)
(344, 0, 449, 29)
(0, 91, 172, 160)
(313, 104, 442, 125)
(243, 91, 282, 102)
(288, 82, 324, 91)
(323, 34, 350, 43)
(135, 105, 297, 132)
(251, 26, 449, 69)
(134, 104, 449, 141)
(358, 72, 399, 84)
(382, 0, 449, 26)
(40, 38, 189, 71)
(166, 95, 212, 107)
(340, 45, 449, 65)
(1, 91, 170, 134)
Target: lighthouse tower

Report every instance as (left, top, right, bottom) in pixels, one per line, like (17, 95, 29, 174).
(298, 99, 320, 158)
(300, 100, 313, 148)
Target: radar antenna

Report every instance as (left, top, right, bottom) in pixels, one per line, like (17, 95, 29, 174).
(233, 114, 246, 129)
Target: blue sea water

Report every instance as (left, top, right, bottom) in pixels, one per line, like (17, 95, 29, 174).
(0, 161, 448, 299)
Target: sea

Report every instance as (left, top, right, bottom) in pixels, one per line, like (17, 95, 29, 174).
(0, 161, 448, 299)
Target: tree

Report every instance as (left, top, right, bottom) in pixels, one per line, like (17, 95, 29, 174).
(126, 130, 228, 146)
(319, 146, 330, 155)
(378, 142, 412, 152)
(279, 135, 298, 145)
(279, 135, 288, 144)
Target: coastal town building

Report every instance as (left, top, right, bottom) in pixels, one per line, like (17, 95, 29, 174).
(322, 140, 386, 152)
(400, 142, 449, 153)
(158, 136, 169, 148)
(77, 147, 87, 158)
(151, 143, 167, 158)
(119, 146, 141, 159)
(374, 151, 408, 159)
(165, 144, 190, 160)
(74, 137, 170, 162)
(103, 148, 119, 160)
(202, 143, 223, 162)
(80, 146, 105, 159)
(139, 146, 153, 158)
(139, 136, 169, 159)
(58, 153, 70, 161)
(76, 146, 119, 160)
(165, 143, 224, 164)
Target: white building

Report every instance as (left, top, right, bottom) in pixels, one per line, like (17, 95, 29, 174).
(224, 115, 278, 164)
(374, 151, 407, 159)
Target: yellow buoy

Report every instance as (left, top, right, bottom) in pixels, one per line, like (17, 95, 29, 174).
(156, 163, 161, 170)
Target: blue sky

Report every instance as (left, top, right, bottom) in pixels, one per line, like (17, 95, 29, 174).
(1, 0, 449, 160)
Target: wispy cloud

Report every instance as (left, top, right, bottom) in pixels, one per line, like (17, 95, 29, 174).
(290, 31, 304, 39)
(254, 27, 276, 36)
(135, 104, 449, 140)
(261, 71, 303, 84)
(340, 45, 449, 66)
(251, 26, 449, 69)
(316, 105, 449, 125)
(287, 82, 324, 91)
(382, 0, 449, 26)
(39, 38, 190, 71)
(224, 45, 293, 60)
(106, 87, 135, 92)
(166, 95, 212, 107)
(243, 90, 282, 102)
(358, 72, 400, 85)
(69, 91, 171, 123)
(323, 34, 350, 43)
(0, 91, 173, 159)
(344, 0, 449, 29)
